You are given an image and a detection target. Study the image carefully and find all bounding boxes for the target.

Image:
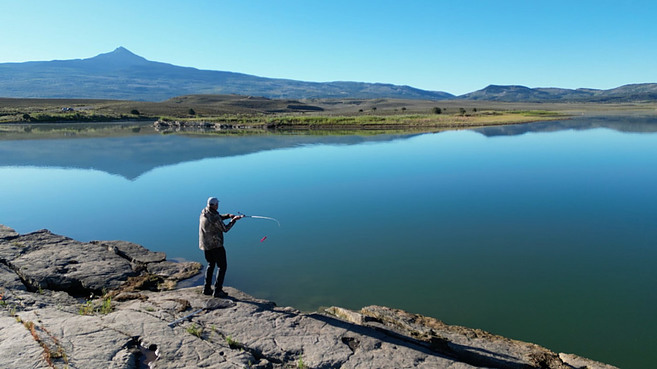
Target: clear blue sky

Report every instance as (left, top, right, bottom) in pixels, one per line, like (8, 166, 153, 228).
(2, 0, 655, 95)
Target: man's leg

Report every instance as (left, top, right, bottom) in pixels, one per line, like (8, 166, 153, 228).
(213, 247, 228, 297)
(203, 249, 219, 295)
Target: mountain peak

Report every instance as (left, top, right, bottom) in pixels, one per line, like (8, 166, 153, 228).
(88, 47, 149, 65)
(111, 46, 133, 55)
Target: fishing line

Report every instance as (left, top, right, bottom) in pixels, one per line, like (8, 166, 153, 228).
(237, 212, 281, 227)
(237, 212, 281, 243)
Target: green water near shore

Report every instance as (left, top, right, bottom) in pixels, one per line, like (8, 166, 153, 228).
(1, 116, 656, 368)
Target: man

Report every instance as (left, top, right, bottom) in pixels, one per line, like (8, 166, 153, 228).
(199, 197, 244, 297)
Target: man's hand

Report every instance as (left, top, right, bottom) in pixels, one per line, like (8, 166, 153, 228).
(232, 215, 245, 221)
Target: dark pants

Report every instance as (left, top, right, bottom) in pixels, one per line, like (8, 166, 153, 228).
(204, 247, 227, 293)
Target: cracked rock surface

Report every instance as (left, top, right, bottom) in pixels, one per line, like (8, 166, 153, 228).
(0, 225, 618, 369)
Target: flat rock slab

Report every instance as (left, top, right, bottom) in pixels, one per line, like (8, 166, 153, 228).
(0, 262, 26, 291)
(0, 224, 19, 240)
(0, 315, 51, 369)
(93, 240, 167, 264)
(0, 228, 72, 264)
(7, 230, 136, 294)
(99, 287, 484, 369)
(360, 305, 567, 369)
(146, 260, 202, 281)
(0, 226, 200, 296)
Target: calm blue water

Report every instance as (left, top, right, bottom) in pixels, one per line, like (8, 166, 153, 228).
(1, 116, 656, 368)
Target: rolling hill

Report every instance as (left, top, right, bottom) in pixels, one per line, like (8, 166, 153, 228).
(0, 47, 454, 102)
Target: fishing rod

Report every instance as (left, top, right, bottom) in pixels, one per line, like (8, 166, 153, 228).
(237, 212, 281, 227)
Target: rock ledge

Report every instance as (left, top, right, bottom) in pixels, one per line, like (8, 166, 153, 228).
(0, 225, 618, 369)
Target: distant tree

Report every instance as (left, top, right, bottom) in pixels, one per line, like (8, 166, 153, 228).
(22, 113, 31, 121)
(473, 107, 477, 112)
(358, 109, 364, 113)
(432, 107, 442, 114)
(188, 108, 196, 116)
(371, 106, 377, 111)
(459, 108, 466, 115)
(401, 107, 407, 112)
(130, 109, 140, 115)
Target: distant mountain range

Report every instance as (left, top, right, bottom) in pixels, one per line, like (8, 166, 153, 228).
(460, 84, 657, 102)
(0, 47, 655, 102)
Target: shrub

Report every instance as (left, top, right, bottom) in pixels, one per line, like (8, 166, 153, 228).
(99, 296, 112, 314)
(79, 300, 94, 315)
(186, 324, 203, 338)
(78, 296, 113, 315)
(225, 335, 242, 349)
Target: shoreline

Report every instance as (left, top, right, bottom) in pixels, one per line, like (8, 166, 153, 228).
(0, 113, 568, 140)
(0, 224, 619, 368)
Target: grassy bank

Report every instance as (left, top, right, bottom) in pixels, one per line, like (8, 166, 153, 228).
(258, 110, 565, 130)
(3, 95, 654, 133)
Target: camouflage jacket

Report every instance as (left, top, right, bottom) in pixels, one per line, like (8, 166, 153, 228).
(199, 207, 236, 250)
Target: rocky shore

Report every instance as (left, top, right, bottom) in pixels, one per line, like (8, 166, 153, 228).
(153, 120, 254, 132)
(0, 224, 618, 369)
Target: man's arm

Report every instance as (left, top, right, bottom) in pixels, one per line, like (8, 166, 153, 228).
(218, 214, 244, 232)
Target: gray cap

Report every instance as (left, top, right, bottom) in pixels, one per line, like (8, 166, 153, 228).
(207, 197, 219, 206)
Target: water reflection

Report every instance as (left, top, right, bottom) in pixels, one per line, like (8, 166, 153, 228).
(2, 114, 657, 181)
(474, 114, 657, 136)
(0, 130, 420, 180)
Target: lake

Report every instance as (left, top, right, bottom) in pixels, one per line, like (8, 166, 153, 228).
(1, 115, 656, 368)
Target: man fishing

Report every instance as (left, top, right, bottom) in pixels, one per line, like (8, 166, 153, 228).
(199, 197, 244, 297)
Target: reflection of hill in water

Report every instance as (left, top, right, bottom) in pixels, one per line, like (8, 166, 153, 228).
(473, 114, 657, 136)
(0, 133, 418, 180)
(3, 115, 656, 180)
